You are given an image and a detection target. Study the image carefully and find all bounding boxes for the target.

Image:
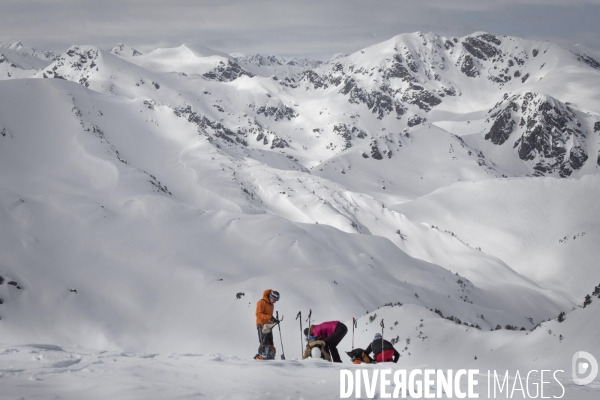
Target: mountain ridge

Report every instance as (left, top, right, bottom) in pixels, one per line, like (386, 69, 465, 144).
(0, 32, 598, 365)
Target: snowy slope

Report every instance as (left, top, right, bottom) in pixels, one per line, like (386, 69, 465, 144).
(0, 31, 599, 398)
(392, 176, 600, 300)
(0, 299, 597, 399)
(0, 78, 572, 354)
(0, 40, 55, 80)
(120, 44, 254, 81)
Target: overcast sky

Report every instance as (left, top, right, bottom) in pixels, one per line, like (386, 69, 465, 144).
(2, 0, 600, 59)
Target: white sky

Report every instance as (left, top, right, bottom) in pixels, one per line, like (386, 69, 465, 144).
(1, 0, 600, 59)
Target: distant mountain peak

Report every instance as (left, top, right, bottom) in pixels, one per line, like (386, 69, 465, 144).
(233, 53, 323, 79)
(177, 43, 232, 59)
(485, 92, 588, 177)
(0, 39, 56, 61)
(35, 45, 107, 86)
(110, 43, 143, 57)
(0, 39, 24, 50)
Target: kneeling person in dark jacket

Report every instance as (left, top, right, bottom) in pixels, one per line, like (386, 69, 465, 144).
(365, 333, 399, 363)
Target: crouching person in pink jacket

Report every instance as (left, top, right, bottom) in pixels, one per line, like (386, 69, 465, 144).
(304, 321, 348, 362)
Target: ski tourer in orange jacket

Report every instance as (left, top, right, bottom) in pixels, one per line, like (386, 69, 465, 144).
(255, 289, 279, 326)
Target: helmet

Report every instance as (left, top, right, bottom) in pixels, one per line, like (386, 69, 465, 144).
(269, 291, 280, 302)
(311, 347, 322, 358)
(374, 333, 382, 341)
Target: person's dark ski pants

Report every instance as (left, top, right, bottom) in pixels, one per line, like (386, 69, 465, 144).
(324, 322, 348, 362)
(257, 324, 274, 346)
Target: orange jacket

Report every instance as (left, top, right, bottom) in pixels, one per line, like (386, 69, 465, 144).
(256, 289, 275, 326)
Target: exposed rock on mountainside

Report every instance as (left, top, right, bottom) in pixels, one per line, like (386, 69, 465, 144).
(401, 84, 441, 112)
(255, 103, 298, 121)
(110, 43, 144, 57)
(234, 53, 323, 79)
(203, 59, 254, 82)
(173, 105, 248, 146)
(0, 40, 56, 79)
(14, 31, 600, 180)
(37, 46, 101, 85)
(234, 53, 323, 69)
(462, 35, 502, 61)
(0, 39, 56, 61)
(485, 92, 588, 177)
(0, 54, 20, 68)
(574, 52, 600, 70)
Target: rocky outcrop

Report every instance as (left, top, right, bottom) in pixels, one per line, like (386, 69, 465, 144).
(460, 54, 480, 77)
(370, 140, 383, 160)
(486, 102, 517, 145)
(575, 52, 600, 70)
(462, 35, 503, 61)
(173, 105, 248, 147)
(408, 115, 426, 127)
(110, 43, 143, 57)
(332, 124, 368, 151)
(203, 60, 254, 82)
(333, 124, 352, 151)
(401, 84, 441, 112)
(35, 45, 104, 87)
(485, 92, 589, 177)
(256, 104, 298, 121)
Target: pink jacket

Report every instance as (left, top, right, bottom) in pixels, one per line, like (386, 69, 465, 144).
(312, 321, 339, 339)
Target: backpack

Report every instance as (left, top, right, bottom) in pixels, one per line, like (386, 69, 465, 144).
(256, 344, 276, 360)
(302, 340, 332, 362)
(346, 348, 374, 364)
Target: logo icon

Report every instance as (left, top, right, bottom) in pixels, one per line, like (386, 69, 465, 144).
(572, 351, 598, 385)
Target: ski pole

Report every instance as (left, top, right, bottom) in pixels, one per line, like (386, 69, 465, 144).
(306, 309, 312, 337)
(296, 311, 303, 357)
(380, 319, 385, 362)
(277, 311, 285, 360)
(352, 317, 357, 349)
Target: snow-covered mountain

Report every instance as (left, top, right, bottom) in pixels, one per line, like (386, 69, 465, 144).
(116, 43, 254, 81)
(0, 39, 56, 79)
(0, 31, 599, 397)
(232, 53, 323, 79)
(110, 43, 144, 57)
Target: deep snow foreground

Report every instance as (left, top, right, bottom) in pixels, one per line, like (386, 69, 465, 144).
(0, 344, 597, 400)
